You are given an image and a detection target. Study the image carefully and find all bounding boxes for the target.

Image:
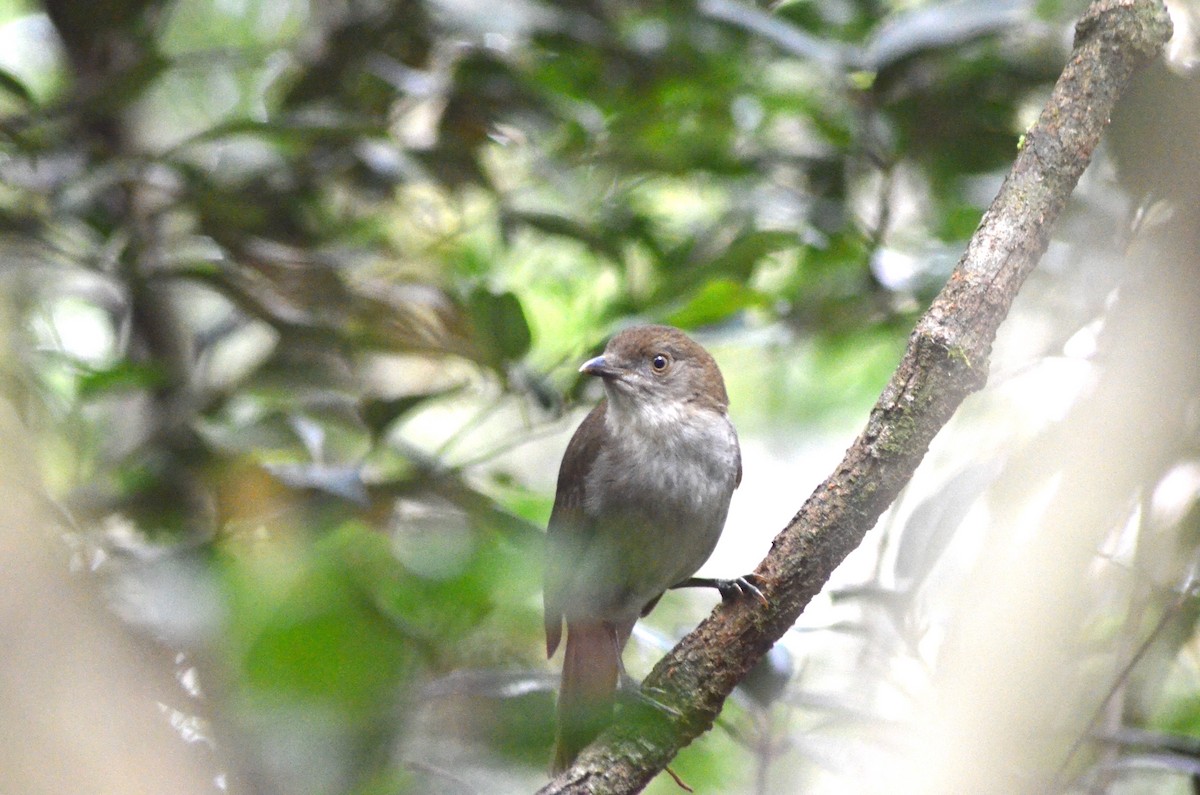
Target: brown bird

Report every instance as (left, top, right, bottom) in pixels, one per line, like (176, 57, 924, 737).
(543, 324, 755, 772)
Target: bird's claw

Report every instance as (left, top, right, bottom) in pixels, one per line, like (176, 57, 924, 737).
(718, 574, 769, 606)
(671, 574, 769, 606)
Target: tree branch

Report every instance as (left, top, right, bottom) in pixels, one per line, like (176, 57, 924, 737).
(538, 0, 1172, 791)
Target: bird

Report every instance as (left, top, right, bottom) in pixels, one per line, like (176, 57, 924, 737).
(543, 324, 756, 773)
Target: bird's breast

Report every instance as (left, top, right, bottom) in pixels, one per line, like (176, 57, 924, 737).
(587, 412, 737, 517)
(585, 410, 738, 583)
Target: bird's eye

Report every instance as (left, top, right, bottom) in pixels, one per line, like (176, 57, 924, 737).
(651, 354, 669, 372)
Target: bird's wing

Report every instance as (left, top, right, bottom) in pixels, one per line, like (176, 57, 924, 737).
(735, 439, 742, 488)
(543, 401, 606, 658)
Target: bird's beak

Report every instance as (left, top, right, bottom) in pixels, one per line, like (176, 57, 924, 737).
(579, 355, 620, 379)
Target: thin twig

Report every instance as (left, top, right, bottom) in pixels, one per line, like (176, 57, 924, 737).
(1052, 577, 1199, 789)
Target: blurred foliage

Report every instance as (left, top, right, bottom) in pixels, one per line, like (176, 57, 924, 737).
(8, 0, 1200, 792)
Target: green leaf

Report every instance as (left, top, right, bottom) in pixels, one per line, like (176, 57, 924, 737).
(76, 361, 170, 398)
(934, 201, 984, 241)
(712, 229, 796, 280)
(361, 391, 454, 440)
(503, 209, 623, 262)
(224, 523, 419, 715)
(666, 278, 769, 328)
(0, 67, 34, 106)
(465, 288, 532, 367)
(172, 116, 388, 156)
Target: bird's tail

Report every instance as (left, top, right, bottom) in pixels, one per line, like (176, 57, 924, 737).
(552, 619, 622, 773)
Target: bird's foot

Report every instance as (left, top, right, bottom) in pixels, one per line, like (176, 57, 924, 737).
(671, 573, 768, 606)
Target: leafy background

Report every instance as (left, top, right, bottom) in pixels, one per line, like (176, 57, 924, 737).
(2, 0, 1199, 792)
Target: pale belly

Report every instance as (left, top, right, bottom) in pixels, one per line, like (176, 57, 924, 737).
(560, 422, 739, 623)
